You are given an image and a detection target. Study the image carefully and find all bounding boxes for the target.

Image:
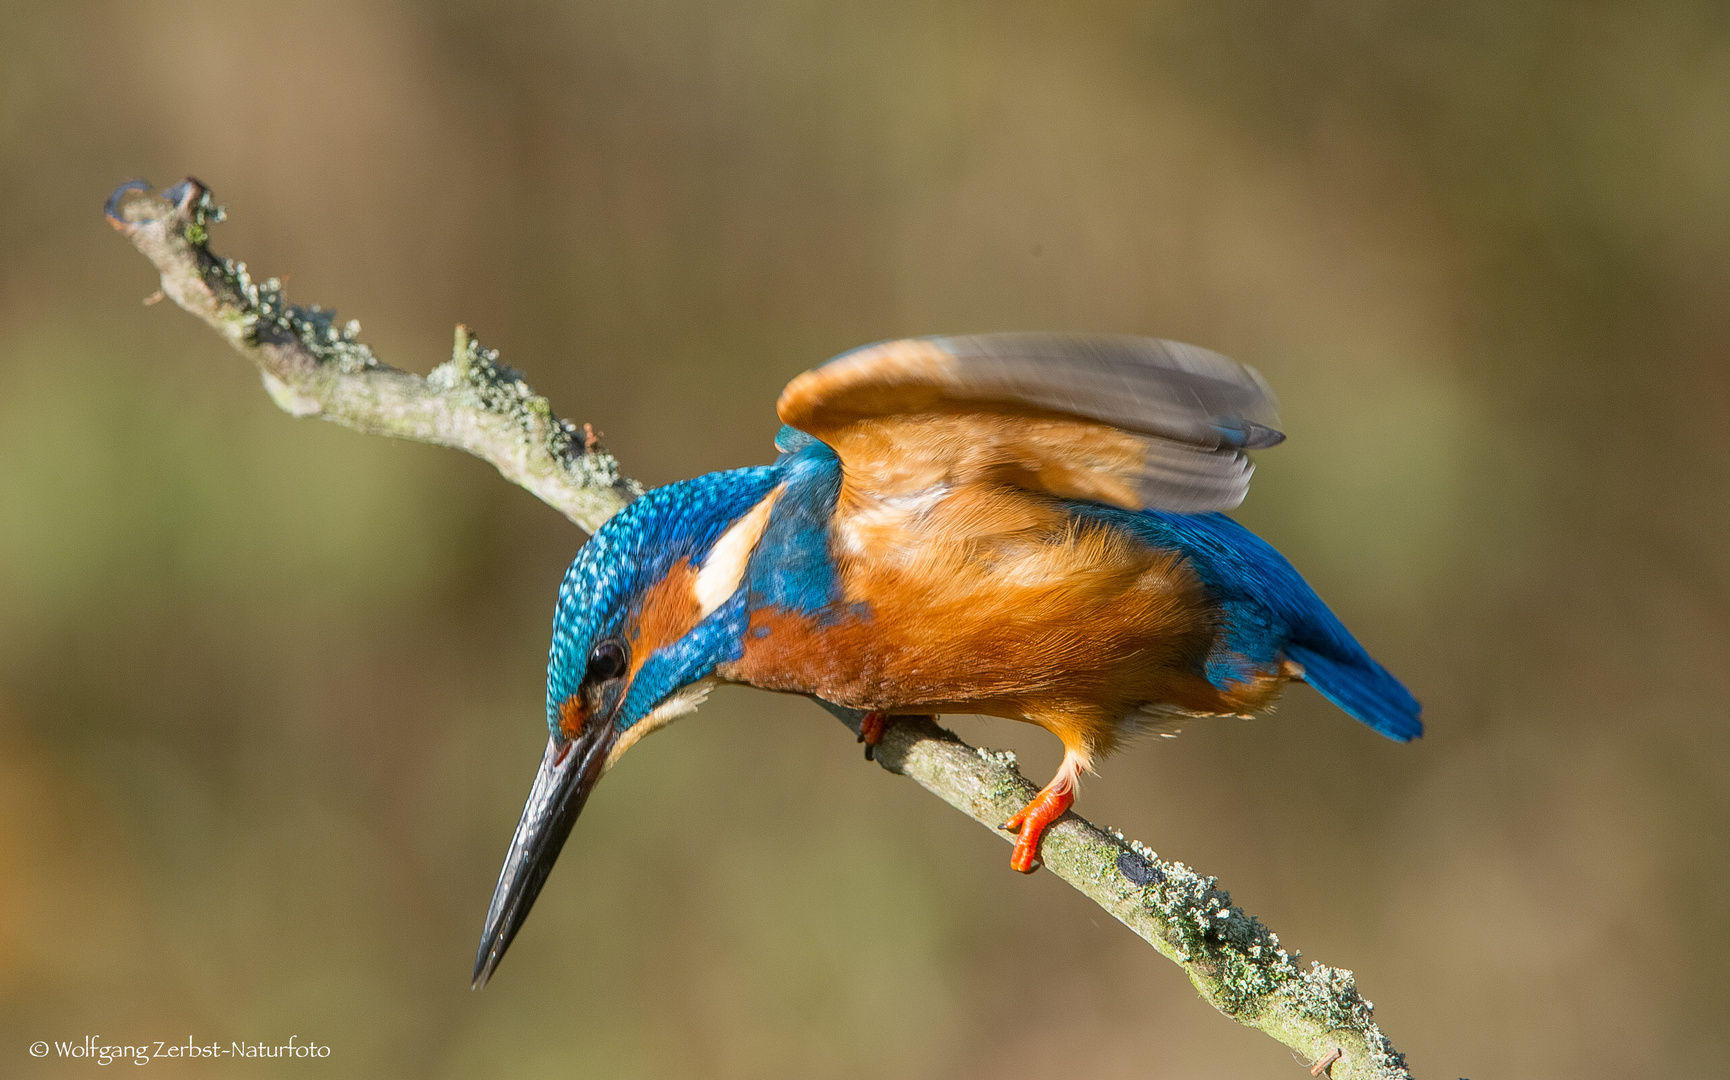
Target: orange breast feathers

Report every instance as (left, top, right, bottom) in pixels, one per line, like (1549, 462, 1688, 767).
(727, 479, 1287, 761)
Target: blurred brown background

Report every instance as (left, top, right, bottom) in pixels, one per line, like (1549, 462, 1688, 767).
(2, 1, 1726, 1077)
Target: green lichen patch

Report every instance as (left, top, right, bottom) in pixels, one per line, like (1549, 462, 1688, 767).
(1123, 856, 1403, 1073)
(181, 182, 224, 245)
(428, 328, 635, 496)
(185, 211, 380, 376)
(1140, 859, 1304, 1015)
(256, 281, 378, 375)
(1289, 961, 1375, 1031)
(1358, 1026, 1408, 1077)
(972, 745, 1030, 805)
(1280, 963, 1406, 1073)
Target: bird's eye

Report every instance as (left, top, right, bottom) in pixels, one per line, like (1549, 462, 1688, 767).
(586, 639, 627, 682)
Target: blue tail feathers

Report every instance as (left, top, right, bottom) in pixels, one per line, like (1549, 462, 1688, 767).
(1285, 643, 1423, 741)
(1087, 507, 1424, 742)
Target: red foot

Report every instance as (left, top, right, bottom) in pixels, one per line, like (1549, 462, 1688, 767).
(859, 710, 887, 760)
(1002, 785, 1075, 873)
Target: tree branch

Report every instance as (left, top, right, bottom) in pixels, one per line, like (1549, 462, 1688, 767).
(104, 179, 639, 531)
(107, 179, 1411, 1080)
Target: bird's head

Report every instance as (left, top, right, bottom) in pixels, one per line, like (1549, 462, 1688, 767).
(472, 467, 782, 987)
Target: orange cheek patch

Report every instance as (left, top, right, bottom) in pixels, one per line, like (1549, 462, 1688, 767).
(627, 559, 703, 678)
(558, 695, 588, 739)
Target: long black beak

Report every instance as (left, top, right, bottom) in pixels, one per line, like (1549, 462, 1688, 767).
(472, 723, 615, 988)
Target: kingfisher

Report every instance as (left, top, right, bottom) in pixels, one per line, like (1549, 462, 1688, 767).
(471, 334, 1421, 986)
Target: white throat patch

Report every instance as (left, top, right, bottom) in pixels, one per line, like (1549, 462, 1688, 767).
(603, 676, 718, 773)
(693, 485, 783, 616)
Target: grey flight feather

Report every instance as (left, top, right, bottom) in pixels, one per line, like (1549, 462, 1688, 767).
(930, 333, 1284, 512)
(931, 334, 1284, 450)
(1128, 433, 1256, 513)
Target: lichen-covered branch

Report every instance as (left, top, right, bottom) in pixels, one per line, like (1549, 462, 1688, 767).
(108, 179, 1410, 1080)
(815, 704, 1409, 1079)
(105, 179, 639, 532)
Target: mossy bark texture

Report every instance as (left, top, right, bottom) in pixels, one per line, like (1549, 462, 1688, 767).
(108, 179, 1411, 1080)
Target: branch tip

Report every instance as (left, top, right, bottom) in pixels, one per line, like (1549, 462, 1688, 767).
(103, 179, 154, 234)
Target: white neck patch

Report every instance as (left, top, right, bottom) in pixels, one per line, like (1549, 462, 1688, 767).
(603, 677, 717, 773)
(693, 485, 783, 617)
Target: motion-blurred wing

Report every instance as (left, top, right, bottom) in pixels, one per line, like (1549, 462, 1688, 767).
(777, 334, 1283, 512)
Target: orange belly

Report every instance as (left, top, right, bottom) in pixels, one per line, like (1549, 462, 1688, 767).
(721, 485, 1293, 758)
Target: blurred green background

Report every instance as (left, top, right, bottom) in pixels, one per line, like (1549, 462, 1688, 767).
(2, 1, 1726, 1076)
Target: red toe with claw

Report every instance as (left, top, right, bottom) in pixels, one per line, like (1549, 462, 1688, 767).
(859, 710, 887, 760)
(1002, 786, 1074, 873)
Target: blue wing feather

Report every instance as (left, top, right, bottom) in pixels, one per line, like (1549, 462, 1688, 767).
(751, 434, 844, 615)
